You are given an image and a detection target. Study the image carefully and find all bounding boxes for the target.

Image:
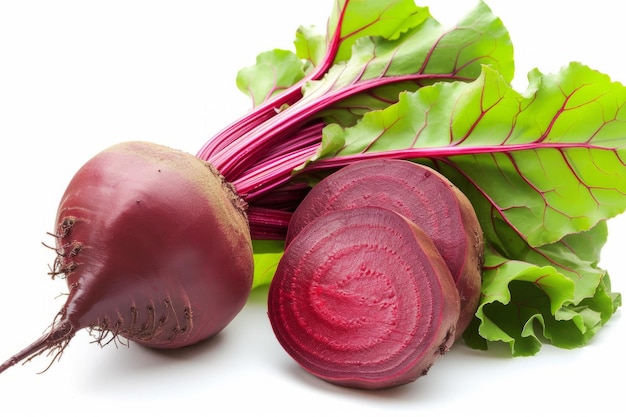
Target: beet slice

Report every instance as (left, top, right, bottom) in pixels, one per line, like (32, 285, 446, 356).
(285, 159, 483, 338)
(268, 206, 460, 390)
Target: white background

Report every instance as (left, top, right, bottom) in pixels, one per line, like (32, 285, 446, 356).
(0, 1, 624, 416)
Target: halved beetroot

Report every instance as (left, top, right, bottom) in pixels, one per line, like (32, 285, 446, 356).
(286, 159, 483, 338)
(268, 206, 460, 390)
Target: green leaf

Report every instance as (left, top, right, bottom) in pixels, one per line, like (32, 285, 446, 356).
(303, 0, 514, 134)
(316, 64, 626, 246)
(295, 0, 430, 67)
(238, 0, 431, 108)
(485, 216, 610, 305)
(236, 50, 306, 108)
(420, 0, 513, 81)
(316, 123, 346, 159)
(463, 222, 617, 356)
(324, 0, 430, 63)
(293, 25, 326, 70)
(251, 239, 284, 289)
(238, 1, 512, 119)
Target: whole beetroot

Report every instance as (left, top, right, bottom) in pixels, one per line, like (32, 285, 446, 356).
(0, 141, 253, 373)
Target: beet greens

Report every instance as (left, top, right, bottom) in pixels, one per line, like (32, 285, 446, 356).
(195, 0, 623, 356)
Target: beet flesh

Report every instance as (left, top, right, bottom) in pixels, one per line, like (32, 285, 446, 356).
(0, 141, 253, 373)
(268, 206, 461, 390)
(286, 159, 484, 338)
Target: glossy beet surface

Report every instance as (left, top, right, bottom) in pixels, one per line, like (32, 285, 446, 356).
(286, 159, 484, 338)
(269, 206, 460, 390)
(0, 141, 253, 374)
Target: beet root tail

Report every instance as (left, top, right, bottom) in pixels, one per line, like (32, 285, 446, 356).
(0, 320, 76, 375)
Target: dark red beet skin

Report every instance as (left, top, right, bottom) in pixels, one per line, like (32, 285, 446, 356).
(0, 141, 253, 373)
(268, 206, 461, 390)
(285, 159, 484, 339)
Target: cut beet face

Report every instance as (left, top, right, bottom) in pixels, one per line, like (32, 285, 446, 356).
(285, 159, 483, 338)
(268, 206, 460, 390)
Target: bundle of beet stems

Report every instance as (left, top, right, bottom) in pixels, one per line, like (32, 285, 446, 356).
(1, 0, 623, 390)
